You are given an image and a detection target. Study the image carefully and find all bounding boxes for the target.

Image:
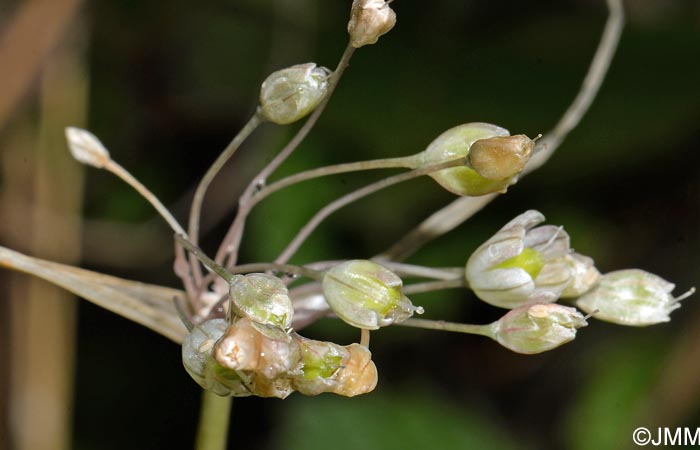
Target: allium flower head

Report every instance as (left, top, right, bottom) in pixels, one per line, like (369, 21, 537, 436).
(466, 210, 572, 309)
(575, 269, 694, 326)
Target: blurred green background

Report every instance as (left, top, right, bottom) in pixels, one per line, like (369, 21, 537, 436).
(1, 1, 699, 449)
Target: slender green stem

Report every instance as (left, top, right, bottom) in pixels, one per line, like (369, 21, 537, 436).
(275, 157, 466, 265)
(176, 234, 235, 284)
(105, 160, 187, 237)
(402, 277, 466, 295)
(216, 43, 357, 269)
(226, 261, 324, 281)
(398, 318, 494, 338)
(195, 391, 232, 450)
(188, 112, 264, 283)
(253, 154, 418, 203)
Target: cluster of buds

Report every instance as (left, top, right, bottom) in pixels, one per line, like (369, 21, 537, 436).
(464, 210, 693, 350)
(180, 256, 422, 398)
(182, 317, 377, 398)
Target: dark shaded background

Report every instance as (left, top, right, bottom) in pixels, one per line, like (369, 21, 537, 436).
(1, 1, 699, 449)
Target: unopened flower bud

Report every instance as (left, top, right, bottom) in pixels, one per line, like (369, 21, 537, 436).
(574, 269, 695, 326)
(466, 210, 572, 309)
(468, 134, 535, 180)
(259, 63, 331, 125)
(322, 260, 423, 330)
(65, 127, 111, 169)
(292, 337, 378, 397)
(561, 253, 600, 298)
(418, 122, 523, 196)
(207, 318, 302, 399)
(181, 319, 251, 397)
(214, 318, 300, 380)
(492, 303, 587, 354)
(347, 0, 396, 48)
(228, 273, 293, 338)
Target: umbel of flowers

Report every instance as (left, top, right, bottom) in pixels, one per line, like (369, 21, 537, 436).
(5, 0, 690, 410)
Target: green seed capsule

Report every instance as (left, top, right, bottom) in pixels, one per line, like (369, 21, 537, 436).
(322, 260, 423, 330)
(260, 63, 331, 125)
(228, 273, 294, 338)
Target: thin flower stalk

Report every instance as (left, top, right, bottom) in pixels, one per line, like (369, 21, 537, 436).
(275, 157, 467, 265)
(187, 112, 264, 284)
(217, 43, 357, 270)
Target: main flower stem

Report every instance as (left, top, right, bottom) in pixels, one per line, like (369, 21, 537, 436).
(195, 391, 232, 450)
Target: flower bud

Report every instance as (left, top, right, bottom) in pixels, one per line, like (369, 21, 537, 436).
(347, 0, 396, 48)
(492, 303, 587, 354)
(561, 253, 600, 298)
(292, 337, 378, 397)
(259, 63, 331, 125)
(322, 260, 423, 330)
(574, 269, 695, 326)
(228, 273, 293, 338)
(418, 122, 523, 196)
(214, 317, 300, 380)
(65, 127, 111, 169)
(467, 134, 535, 180)
(465, 210, 572, 309)
(212, 318, 300, 399)
(181, 319, 251, 397)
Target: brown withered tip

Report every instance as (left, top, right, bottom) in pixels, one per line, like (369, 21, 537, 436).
(468, 135, 535, 180)
(332, 343, 378, 397)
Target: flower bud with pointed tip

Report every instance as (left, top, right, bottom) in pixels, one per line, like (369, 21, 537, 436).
(228, 273, 293, 337)
(65, 127, 111, 169)
(418, 122, 520, 196)
(574, 269, 694, 326)
(561, 253, 600, 298)
(492, 303, 587, 354)
(468, 134, 535, 180)
(322, 260, 423, 330)
(347, 0, 396, 48)
(292, 337, 378, 397)
(181, 319, 251, 397)
(466, 210, 573, 309)
(259, 63, 331, 125)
